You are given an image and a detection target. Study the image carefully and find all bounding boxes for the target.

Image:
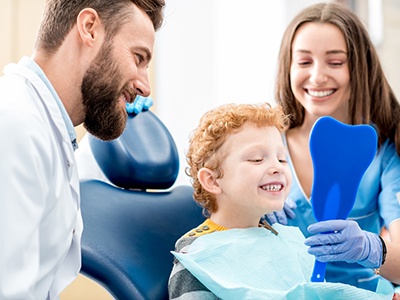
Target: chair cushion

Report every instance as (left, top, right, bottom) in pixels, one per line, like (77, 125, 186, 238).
(80, 179, 205, 300)
(88, 111, 179, 190)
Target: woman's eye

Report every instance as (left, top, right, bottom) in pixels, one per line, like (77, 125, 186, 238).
(329, 61, 344, 66)
(297, 60, 311, 66)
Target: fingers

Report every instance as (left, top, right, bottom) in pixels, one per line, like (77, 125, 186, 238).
(282, 198, 296, 220)
(142, 96, 153, 110)
(275, 210, 288, 225)
(264, 199, 297, 225)
(307, 219, 348, 235)
(309, 253, 348, 263)
(304, 231, 345, 247)
(264, 213, 278, 225)
(286, 197, 297, 210)
(283, 205, 296, 220)
(126, 102, 135, 114)
(127, 96, 154, 114)
(306, 239, 365, 264)
(132, 96, 145, 114)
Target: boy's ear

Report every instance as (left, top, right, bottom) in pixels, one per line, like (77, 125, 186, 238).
(198, 167, 221, 195)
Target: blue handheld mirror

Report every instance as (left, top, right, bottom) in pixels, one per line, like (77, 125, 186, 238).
(309, 116, 377, 282)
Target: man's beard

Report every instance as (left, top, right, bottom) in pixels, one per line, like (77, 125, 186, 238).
(81, 41, 129, 141)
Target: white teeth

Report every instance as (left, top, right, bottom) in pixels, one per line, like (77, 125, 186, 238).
(261, 184, 282, 191)
(307, 90, 334, 97)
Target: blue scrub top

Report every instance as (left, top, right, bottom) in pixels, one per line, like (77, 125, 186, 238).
(284, 135, 400, 291)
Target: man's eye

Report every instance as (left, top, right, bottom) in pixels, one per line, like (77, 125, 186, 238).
(136, 54, 145, 64)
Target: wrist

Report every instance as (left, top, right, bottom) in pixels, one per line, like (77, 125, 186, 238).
(373, 236, 387, 275)
(378, 236, 387, 266)
(358, 233, 382, 269)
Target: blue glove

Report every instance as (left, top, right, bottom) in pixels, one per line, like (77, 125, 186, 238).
(126, 95, 153, 114)
(304, 220, 383, 268)
(263, 198, 296, 225)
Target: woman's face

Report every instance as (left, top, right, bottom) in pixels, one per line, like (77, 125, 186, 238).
(290, 22, 351, 123)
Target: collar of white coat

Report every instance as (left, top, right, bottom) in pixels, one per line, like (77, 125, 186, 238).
(19, 56, 78, 150)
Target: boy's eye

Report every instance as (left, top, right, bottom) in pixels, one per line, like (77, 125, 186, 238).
(248, 158, 263, 162)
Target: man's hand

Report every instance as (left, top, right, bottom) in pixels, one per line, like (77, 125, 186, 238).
(126, 96, 153, 114)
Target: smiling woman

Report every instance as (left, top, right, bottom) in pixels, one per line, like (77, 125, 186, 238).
(269, 1, 400, 293)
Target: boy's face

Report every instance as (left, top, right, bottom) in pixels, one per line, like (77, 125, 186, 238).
(215, 124, 292, 224)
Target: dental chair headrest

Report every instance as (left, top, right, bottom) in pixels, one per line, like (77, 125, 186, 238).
(88, 111, 180, 190)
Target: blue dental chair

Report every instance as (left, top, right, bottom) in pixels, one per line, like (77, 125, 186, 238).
(79, 111, 205, 300)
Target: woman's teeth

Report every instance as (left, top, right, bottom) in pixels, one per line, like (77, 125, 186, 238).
(307, 90, 334, 97)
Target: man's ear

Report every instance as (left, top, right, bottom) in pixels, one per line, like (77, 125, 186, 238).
(198, 167, 221, 195)
(76, 8, 103, 47)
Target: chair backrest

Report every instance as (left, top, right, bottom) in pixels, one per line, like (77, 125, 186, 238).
(79, 111, 205, 300)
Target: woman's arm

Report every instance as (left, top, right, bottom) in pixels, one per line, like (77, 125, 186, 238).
(380, 219, 400, 285)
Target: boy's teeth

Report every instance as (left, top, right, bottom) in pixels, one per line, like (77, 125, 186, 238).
(262, 184, 282, 191)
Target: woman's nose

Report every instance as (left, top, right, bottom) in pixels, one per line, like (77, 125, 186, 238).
(309, 63, 328, 86)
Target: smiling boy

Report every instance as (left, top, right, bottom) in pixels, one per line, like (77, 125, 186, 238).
(168, 103, 292, 299)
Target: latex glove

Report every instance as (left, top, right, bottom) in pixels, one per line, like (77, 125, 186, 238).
(304, 220, 383, 268)
(263, 198, 296, 225)
(126, 95, 153, 114)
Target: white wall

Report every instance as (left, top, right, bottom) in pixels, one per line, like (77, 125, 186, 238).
(0, 0, 45, 69)
(154, 0, 322, 186)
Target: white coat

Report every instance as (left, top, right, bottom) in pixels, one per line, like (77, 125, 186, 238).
(0, 57, 83, 299)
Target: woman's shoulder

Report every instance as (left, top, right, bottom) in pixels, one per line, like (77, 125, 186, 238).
(376, 138, 400, 164)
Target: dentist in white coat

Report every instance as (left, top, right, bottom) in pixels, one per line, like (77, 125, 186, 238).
(0, 0, 165, 299)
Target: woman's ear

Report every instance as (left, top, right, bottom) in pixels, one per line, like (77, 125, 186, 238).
(198, 167, 221, 195)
